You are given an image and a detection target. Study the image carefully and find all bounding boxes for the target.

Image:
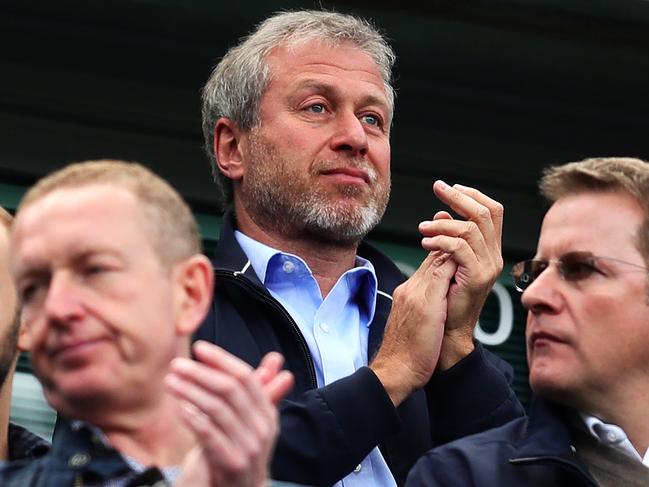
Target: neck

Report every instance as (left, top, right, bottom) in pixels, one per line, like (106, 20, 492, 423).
(95, 391, 196, 468)
(0, 373, 13, 461)
(65, 345, 197, 468)
(235, 204, 360, 297)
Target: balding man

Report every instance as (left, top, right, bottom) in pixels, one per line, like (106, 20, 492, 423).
(1, 160, 292, 486)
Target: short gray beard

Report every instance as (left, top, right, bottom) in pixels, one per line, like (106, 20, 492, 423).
(300, 187, 387, 244)
(241, 132, 390, 246)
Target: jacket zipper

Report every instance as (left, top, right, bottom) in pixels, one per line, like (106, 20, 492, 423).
(215, 270, 318, 389)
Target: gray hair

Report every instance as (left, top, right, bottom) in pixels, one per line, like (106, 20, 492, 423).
(201, 10, 396, 205)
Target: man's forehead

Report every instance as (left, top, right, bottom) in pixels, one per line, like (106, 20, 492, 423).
(16, 185, 140, 228)
(264, 42, 391, 121)
(267, 40, 384, 82)
(537, 192, 643, 257)
(12, 185, 145, 261)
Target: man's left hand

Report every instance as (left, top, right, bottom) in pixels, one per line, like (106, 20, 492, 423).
(418, 180, 504, 370)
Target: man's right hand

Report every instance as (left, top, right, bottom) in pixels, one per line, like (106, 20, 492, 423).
(369, 250, 457, 406)
(168, 342, 293, 487)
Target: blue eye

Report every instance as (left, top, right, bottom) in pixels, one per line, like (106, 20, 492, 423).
(361, 114, 380, 126)
(308, 104, 325, 114)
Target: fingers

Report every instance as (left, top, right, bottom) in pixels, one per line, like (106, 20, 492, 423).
(178, 401, 246, 471)
(433, 210, 452, 221)
(410, 250, 457, 297)
(263, 371, 294, 406)
(192, 340, 255, 379)
(419, 220, 487, 272)
(254, 352, 294, 405)
(166, 359, 274, 459)
(454, 184, 504, 249)
(431, 180, 503, 253)
(423, 250, 457, 283)
(165, 344, 291, 486)
(177, 400, 270, 487)
(370, 250, 458, 405)
(421, 181, 504, 285)
(254, 351, 285, 385)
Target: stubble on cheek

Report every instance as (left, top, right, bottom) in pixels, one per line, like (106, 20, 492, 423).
(241, 131, 390, 243)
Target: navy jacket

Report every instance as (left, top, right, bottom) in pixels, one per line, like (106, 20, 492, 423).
(0, 421, 168, 486)
(195, 213, 525, 486)
(7, 423, 50, 462)
(406, 398, 598, 487)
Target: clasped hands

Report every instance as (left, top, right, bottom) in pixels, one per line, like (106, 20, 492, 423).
(371, 180, 504, 406)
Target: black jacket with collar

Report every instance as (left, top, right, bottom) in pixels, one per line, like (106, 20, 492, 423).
(0, 421, 167, 487)
(194, 212, 525, 486)
(7, 423, 50, 462)
(406, 397, 599, 487)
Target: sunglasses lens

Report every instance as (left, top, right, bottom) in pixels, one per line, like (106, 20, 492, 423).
(512, 261, 537, 291)
(559, 253, 596, 281)
(512, 252, 606, 292)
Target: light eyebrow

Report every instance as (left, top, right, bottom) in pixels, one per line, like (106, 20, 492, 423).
(287, 80, 337, 103)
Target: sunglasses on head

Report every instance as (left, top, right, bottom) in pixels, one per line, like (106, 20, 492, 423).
(510, 251, 649, 292)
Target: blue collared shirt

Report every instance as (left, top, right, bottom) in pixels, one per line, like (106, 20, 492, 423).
(236, 231, 396, 487)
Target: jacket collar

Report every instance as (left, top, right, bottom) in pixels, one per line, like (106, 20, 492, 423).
(46, 420, 133, 481)
(212, 210, 405, 357)
(8, 423, 50, 462)
(509, 397, 598, 485)
(511, 397, 574, 460)
(213, 211, 405, 294)
(212, 211, 257, 275)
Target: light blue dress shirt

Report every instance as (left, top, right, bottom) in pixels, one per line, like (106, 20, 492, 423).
(235, 231, 397, 487)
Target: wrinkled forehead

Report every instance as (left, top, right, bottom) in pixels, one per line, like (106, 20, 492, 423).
(265, 39, 393, 114)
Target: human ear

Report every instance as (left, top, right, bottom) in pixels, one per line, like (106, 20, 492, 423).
(172, 255, 214, 337)
(17, 313, 32, 352)
(214, 118, 245, 182)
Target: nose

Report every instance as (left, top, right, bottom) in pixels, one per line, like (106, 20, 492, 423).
(329, 111, 369, 157)
(520, 265, 563, 316)
(43, 272, 85, 326)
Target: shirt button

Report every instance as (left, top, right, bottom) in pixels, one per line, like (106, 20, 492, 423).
(282, 261, 295, 274)
(68, 452, 91, 468)
(353, 463, 362, 474)
(319, 322, 329, 333)
(607, 432, 617, 442)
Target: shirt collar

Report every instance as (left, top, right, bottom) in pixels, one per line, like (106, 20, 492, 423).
(234, 230, 280, 283)
(345, 254, 378, 327)
(579, 412, 649, 464)
(235, 230, 378, 327)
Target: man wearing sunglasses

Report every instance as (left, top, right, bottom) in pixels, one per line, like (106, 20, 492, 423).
(406, 156, 649, 487)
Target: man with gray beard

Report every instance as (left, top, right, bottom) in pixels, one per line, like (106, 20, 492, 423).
(195, 10, 524, 487)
